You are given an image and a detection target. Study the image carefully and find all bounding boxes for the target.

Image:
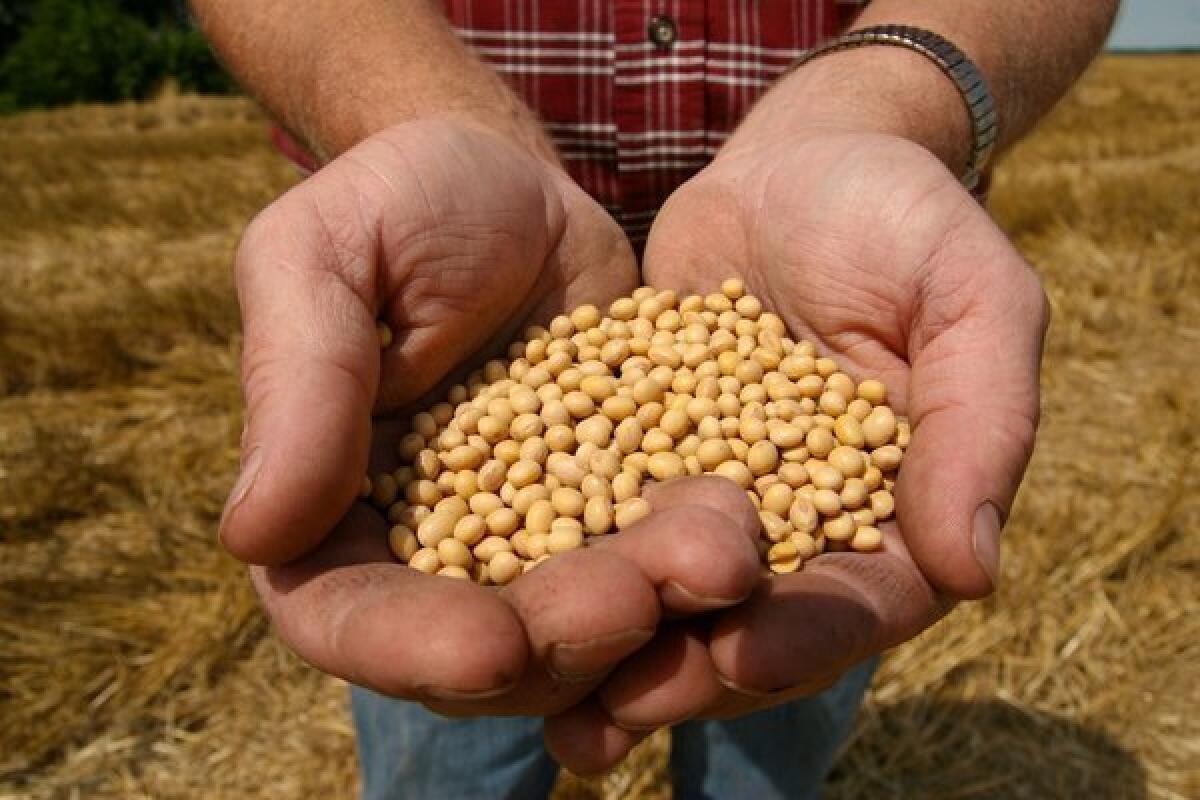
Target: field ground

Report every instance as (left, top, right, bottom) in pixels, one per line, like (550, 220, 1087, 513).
(1, 56, 1197, 799)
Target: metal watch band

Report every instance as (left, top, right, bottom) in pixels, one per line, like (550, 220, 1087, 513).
(788, 25, 997, 192)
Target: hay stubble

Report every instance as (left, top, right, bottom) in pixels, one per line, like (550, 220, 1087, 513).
(1, 58, 1198, 799)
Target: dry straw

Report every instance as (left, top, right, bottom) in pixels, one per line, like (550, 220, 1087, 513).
(1, 57, 1198, 799)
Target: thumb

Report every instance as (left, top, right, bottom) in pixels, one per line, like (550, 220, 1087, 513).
(219, 177, 380, 566)
(218, 121, 570, 565)
(898, 236, 1049, 599)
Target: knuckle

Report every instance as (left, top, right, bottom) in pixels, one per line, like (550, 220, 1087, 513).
(657, 502, 732, 532)
(657, 521, 760, 593)
(664, 474, 760, 531)
(1017, 267, 1052, 335)
(1005, 410, 1040, 459)
(308, 186, 375, 287)
(689, 473, 753, 506)
(713, 598, 879, 694)
(1035, 283, 1053, 337)
(233, 205, 277, 282)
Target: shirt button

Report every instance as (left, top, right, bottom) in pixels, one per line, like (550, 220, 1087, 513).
(647, 15, 677, 50)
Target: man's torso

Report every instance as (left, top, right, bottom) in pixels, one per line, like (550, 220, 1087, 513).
(444, 0, 866, 242)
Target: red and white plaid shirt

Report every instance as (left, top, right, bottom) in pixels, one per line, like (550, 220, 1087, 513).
(275, 1, 869, 242)
(447, 0, 867, 243)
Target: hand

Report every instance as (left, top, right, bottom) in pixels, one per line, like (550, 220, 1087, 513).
(544, 130, 1049, 770)
(219, 120, 763, 723)
(222, 118, 636, 563)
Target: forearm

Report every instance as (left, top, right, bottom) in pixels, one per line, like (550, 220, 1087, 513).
(190, 0, 556, 164)
(726, 0, 1119, 175)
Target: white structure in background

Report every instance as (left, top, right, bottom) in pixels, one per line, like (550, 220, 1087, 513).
(1108, 0, 1200, 51)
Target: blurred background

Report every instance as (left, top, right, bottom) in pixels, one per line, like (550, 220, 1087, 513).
(0, 1, 228, 112)
(0, 0, 1196, 112)
(0, 1, 1197, 799)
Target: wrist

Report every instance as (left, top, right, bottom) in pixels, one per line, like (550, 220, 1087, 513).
(720, 45, 971, 177)
(299, 91, 562, 170)
(407, 108, 564, 170)
(297, 26, 561, 169)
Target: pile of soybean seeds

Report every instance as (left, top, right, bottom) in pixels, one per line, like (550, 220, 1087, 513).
(365, 280, 907, 585)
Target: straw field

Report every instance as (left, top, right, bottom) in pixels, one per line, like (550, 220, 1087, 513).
(1, 55, 1197, 799)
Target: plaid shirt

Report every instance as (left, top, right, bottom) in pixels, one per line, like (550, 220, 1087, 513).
(274, 1, 869, 242)
(446, 0, 867, 243)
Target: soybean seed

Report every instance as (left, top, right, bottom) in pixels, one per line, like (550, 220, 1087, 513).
(378, 283, 902, 583)
(767, 541, 802, 574)
(614, 497, 652, 529)
(851, 526, 883, 552)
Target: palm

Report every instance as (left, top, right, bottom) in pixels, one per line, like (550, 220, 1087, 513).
(293, 122, 638, 411)
(228, 121, 638, 557)
(645, 132, 995, 416)
(558, 132, 1050, 738)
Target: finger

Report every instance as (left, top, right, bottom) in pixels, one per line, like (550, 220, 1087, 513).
(902, 223, 1049, 598)
(367, 128, 568, 407)
(526, 174, 640, 323)
(544, 698, 649, 776)
(251, 503, 529, 702)
(708, 526, 944, 694)
(223, 126, 559, 566)
(438, 479, 758, 716)
(594, 476, 763, 614)
(641, 184, 745, 295)
(421, 543, 661, 718)
(641, 474, 762, 543)
(598, 622, 725, 732)
(220, 168, 382, 565)
(500, 548, 658, 687)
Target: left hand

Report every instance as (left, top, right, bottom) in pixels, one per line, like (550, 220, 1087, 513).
(223, 121, 764, 730)
(543, 129, 1049, 772)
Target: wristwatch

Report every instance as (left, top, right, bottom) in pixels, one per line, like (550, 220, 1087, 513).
(789, 25, 997, 192)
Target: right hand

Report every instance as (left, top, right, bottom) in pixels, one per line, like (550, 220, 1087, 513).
(218, 120, 763, 721)
(545, 130, 1047, 771)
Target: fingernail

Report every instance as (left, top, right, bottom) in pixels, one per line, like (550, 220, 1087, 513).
(661, 580, 750, 611)
(972, 502, 1003, 589)
(615, 720, 673, 733)
(713, 671, 775, 698)
(418, 682, 515, 702)
(219, 446, 263, 541)
(548, 628, 655, 683)
(548, 665, 611, 685)
(715, 669, 827, 698)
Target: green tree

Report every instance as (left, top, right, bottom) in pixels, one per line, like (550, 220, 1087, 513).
(0, 0, 164, 108)
(163, 25, 235, 94)
(0, 2, 34, 54)
(112, 0, 186, 26)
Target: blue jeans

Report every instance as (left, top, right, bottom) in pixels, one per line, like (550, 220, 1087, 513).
(352, 658, 876, 800)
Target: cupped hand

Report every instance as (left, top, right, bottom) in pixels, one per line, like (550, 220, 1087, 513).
(219, 120, 762, 723)
(545, 131, 1049, 771)
(222, 119, 635, 565)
